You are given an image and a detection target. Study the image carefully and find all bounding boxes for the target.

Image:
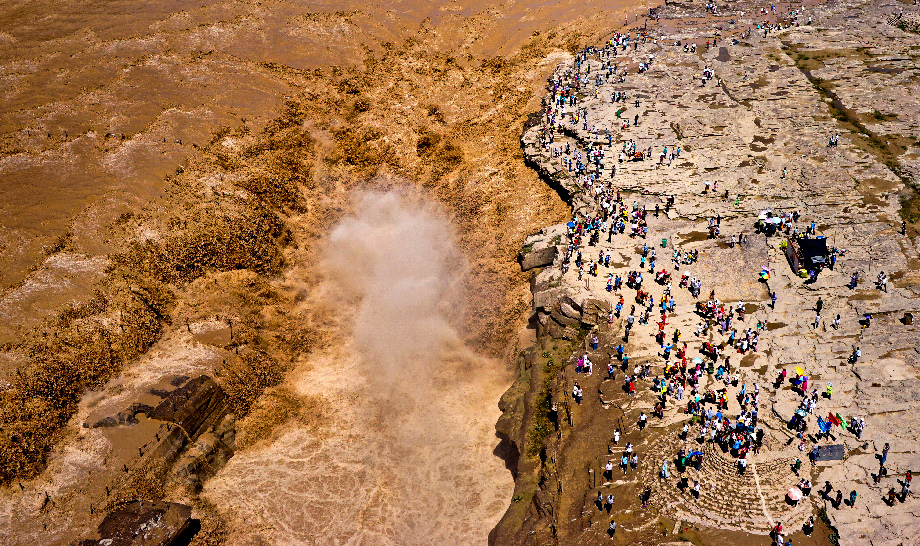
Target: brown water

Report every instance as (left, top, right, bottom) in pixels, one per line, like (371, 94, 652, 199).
(0, 0, 650, 339)
(0, 0, 655, 543)
(203, 191, 515, 544)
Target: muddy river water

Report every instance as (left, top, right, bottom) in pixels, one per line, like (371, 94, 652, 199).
(0, 0, 651, 543)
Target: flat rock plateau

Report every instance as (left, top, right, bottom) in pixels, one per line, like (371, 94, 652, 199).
(494, 0, 920, 545)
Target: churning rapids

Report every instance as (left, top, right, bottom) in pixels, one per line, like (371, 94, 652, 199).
(0, 0, 645, 542)
(202, 191, 513, 544)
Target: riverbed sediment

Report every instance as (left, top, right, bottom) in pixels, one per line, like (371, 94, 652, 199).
(0, 1, 655, 543)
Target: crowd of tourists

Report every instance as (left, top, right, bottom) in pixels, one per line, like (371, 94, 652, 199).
(536, 7, 912, 541)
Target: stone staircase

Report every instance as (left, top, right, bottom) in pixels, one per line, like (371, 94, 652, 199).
(635, 426, 814, 533)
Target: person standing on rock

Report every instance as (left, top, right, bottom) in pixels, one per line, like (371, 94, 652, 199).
(661, 459, 669, 479)
(816, 297, 823, 314)
(608, 520, 617, 537)
(613, 428, 620, 445)
(803, 515, 814, 536)
(772, 522, 783, 540)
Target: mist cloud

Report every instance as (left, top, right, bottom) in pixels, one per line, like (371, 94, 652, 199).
(323, 189, 472, 407)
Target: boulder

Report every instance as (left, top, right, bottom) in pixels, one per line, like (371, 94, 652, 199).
(173, 414, 237, 490)
(78, 500, 196, 546)
(550, 310, 580, 328)
(533, 287, 562, 311)
(519, 244, 557, 271)
(149, 376, 229, 440)
(558, 296, 583, 320)
(147, 423, 189, 466)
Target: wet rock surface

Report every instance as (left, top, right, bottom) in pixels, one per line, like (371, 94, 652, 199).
(77, 500, 195, 546)
(68, 376, 234, 544)
(147, 376, 229, 441)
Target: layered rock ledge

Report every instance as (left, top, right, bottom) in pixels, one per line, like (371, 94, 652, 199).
(494, 1, 920, 544)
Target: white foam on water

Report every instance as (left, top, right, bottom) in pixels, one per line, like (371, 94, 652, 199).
(203, 189, 513, 545)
